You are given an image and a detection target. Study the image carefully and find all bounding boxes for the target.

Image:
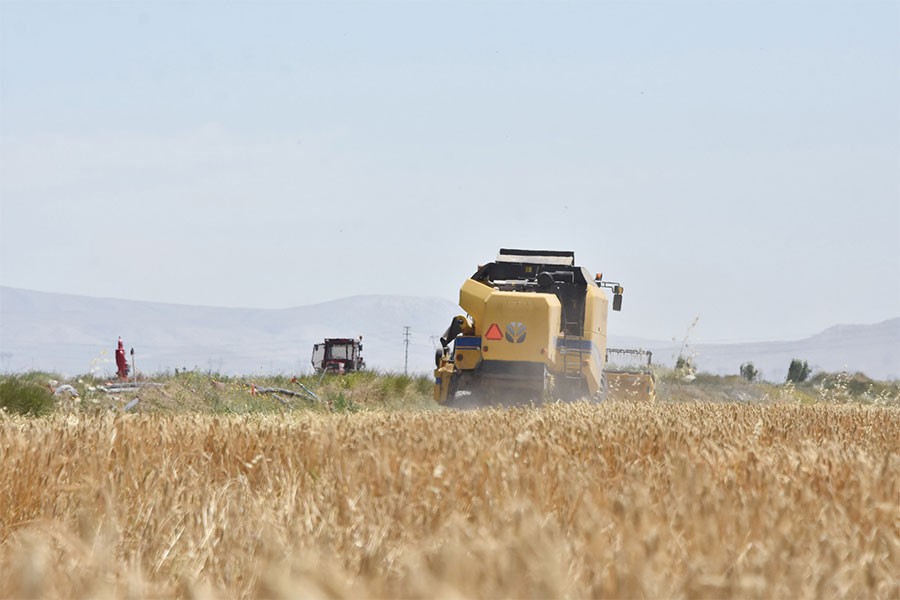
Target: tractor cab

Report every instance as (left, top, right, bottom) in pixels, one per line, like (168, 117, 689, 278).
(312, 337, 365, 374)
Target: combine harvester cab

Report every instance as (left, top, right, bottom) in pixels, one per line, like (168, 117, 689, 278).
(434, 249, 624, 408)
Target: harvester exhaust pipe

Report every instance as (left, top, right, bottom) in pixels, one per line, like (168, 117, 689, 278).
(538, 271, 575, 289)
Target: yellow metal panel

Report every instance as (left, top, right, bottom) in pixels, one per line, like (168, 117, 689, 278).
(480, 291, 560, 365)
(433, 362, 455, 403)
(454, 347, 482, 371)
(459, 279, 492, 327)
(581, 284, 609, 395)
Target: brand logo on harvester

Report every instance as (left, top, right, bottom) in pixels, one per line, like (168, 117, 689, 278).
(505, 322, 527, 343)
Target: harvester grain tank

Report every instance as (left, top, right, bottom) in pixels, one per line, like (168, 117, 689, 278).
(434, 249, 624, 407)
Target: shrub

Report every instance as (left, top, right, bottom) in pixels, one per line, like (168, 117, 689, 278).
(330, 391, 359, 413)
(378, 373, 413, 397)
(0, 375, 55, 416)
(786, 359, 811, 383)
(674, 355, 696, 381)
(740, 362, 759, 382)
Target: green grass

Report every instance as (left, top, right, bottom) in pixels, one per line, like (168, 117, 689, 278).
(0, 375, 56, 416)
(17, 369, 438, 415)
(654, 367, 899, 405)
(1, 368, 896, 417)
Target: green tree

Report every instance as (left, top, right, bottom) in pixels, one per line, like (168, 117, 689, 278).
(740, 362, 758, 382)
(786, 359, 811, 383)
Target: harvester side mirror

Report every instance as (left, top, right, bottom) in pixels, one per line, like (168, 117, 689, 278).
(613, 293, 623, 311)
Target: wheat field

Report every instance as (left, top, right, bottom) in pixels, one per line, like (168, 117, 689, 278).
(1, 402, 898, 598)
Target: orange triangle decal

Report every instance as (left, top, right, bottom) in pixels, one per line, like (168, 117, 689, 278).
(485, 323, 503, 340)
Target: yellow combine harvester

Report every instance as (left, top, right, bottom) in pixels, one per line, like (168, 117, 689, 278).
(434, 249, 626, 408)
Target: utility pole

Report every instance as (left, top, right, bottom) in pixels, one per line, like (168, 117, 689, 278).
(403, 326, 411, 374)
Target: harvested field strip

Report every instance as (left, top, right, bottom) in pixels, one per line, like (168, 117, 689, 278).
(1, 403, 898, 598)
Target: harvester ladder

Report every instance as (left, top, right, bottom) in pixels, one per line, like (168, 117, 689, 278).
(561, 318, 584, 379)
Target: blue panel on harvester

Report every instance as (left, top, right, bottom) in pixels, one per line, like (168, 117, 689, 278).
(454, 337, 482, 349)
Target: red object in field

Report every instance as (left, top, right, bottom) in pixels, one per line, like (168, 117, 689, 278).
(115, 337, 130, 379)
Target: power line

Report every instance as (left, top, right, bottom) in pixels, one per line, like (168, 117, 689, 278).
(403, 326, 411, 375)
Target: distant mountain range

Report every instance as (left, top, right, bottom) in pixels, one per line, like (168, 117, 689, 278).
(1, 286, 897, 381)
(609, 319, 900, 382)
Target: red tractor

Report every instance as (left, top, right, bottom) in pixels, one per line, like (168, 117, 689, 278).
(311, 337, 365, 374)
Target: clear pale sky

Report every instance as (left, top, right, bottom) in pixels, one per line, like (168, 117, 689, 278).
(1, 1, 898, 343)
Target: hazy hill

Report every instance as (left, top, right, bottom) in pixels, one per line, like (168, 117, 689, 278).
(0, 287, 459, 376)
(609, 319, 899, 382)
(1, 286, 897, 380)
